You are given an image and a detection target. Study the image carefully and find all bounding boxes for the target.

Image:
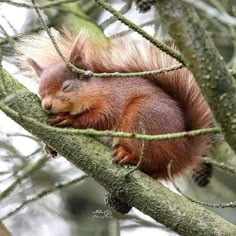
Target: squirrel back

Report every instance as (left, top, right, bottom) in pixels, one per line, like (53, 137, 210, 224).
(72, 31, 213, 166)
(17, 29, 213, 179)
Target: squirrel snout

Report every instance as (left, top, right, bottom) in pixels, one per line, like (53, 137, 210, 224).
(42, 100, 52, 112)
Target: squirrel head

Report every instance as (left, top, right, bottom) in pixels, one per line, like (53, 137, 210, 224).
(25, 30, 99, 115)
(24, 30, 109, 115)
(27, 58, 94, 115)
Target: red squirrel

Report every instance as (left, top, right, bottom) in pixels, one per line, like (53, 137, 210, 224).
(19, 30, 213, 179)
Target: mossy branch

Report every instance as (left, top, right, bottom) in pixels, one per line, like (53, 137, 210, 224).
(0, 69, 236, 235)
(154, 0, 236, 155)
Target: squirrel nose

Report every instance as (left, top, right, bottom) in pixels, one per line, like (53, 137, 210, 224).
(42, 101, 52, 111)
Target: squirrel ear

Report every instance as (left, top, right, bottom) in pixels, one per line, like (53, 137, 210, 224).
(69, 38, 82, 65)
(69, 31, 88, 66)
(26, 58, 43, 77)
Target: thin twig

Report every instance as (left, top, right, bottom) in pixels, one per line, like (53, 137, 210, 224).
(0, 13, 17, 34)
(0, 24, 14, 46)
(83, 0, 97, 15)
(0, 100, 221, 142)
(203, 157, 236, 176)
(31, 0, 81, 74)
(31, 0, 184, 78)
(0, 155, 48, 200)
(0, 131, 39, 142)
(183, 0, 236, 26)
(95, 0, 185, 65)
(100, 1, 132, 29)
(167, 162, 236, 208)
(110, 19, 158, 38)
(0, 22, 55, 46)
(0, 0, 79, 9)
(125, 122, 146, 177)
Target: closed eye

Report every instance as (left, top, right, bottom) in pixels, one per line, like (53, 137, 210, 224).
(62, 81, 73, 92)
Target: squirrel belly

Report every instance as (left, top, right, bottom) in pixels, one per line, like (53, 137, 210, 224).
(18, 29, 213, 179)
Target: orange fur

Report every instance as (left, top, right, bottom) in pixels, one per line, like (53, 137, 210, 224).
(17, 29, 213, 179)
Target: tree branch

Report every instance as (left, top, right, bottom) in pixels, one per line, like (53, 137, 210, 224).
(0, 68, 236, 235)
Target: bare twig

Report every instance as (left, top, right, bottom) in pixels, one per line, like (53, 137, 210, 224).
(167, 162, 236, 208)
(0, 0, 79, 9)
(203, 157, 236, 176)
(31, 0, 185, 78)
(183, 0, 236, 26)
(0, 155, 47, 200)
(95, 0, 185, 65)
(0, 24, 14, 45)
(100, 1, 132, 29)
(0, 100, 221, 142)
(0, 131, 39, 142)
(125, 122, 146, 177)
(0, 13, 17, 34)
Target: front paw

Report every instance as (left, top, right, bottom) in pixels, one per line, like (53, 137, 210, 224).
(47, 113, 74, 126)
(112, 145, 137, 165)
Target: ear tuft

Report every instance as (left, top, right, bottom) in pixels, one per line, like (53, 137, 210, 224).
(69, 30, 89, 67)
(26, 57, 43, 77)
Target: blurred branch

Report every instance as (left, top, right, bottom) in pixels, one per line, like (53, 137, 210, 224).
(0, 23, 53, 46)
(203, 157, 236, 176)
(31, 0, 186, 79)
(99, 1, 132, 29)
(229, 68, 236, 78)
(0, 13, 17, 34)
(95, 0, 185, 65)
(168, 162, 236, 208)
(1, 175, 88, 220)
(110, 19, 158, 37)
(0, 131, 40, 142)
(0, 0, 78, 9)
(208, 0, 236, 67)
(183, 0, 236, 26)
(82, 0, 96, 15)
(0, 155, 47, 200)
(154, 0, 236, 155)
(0, 24, 14, 45)
(0, 69, 235, 236)
(0, 221, 11, 236)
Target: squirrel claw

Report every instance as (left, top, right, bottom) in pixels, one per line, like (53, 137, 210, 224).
(112, 146, 137, 165)
(48, 114, 65, 125)
(55, 120, 72, 127)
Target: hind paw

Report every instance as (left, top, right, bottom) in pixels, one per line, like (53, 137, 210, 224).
(112, 145, 138, 165)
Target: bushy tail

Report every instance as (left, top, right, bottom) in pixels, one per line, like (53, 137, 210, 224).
(77, 32, 213, 157)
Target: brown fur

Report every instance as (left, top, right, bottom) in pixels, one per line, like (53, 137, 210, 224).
(17, 29, 213, 179)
